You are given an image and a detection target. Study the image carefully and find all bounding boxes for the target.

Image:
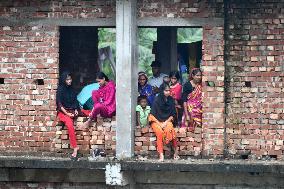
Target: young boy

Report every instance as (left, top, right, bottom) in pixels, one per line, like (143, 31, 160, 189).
(136, 95, 151, 127)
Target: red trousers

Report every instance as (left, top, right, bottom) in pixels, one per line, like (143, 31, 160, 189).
(58, 112, 77, 149)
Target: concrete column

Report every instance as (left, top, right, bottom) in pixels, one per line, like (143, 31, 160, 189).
(116, 0, 137, 159)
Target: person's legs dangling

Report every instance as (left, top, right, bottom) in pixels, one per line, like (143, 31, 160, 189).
(58, 112, 79, 159)
(151, 122, 164, 161)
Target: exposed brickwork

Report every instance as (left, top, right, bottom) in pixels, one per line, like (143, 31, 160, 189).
(137, 0, 223, 18)
(0, 0, 282, 159)
(0, 0, 225, 158)
(0, 24, 59, 153)
(202, 25, 225, 157)
(55, 117, 202, 158)
(0, 0, 115, 154)
(0, 0, 115, 19)
(138, 0, 225, 157)
(135, 126, 203, 157)
(55, 117, 116, 156)
(225, 0, 284, 159)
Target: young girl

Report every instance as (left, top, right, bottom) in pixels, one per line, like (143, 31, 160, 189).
(169, 71, 182, 126)
(149, 83, 179, 162)
(80, 72, 116, 128)
(136, 95, 151, 128)
(56, 71, 80, 161)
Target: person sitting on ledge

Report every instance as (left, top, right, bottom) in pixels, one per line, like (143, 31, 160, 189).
(56, 71, 81, 161)
(136, 95, 151, 128)
(138, 71, 155, 107)
(149, 83, 180, 162)
(80, 72, 116, 129)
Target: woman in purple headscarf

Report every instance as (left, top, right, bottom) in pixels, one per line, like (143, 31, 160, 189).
(138, 71, 155, 107)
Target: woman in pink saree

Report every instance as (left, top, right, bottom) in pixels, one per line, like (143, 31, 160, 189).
(181, 68, 202, 131)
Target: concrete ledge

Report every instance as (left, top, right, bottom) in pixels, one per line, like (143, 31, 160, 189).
(0, 156, 283, 187)
(0, 156, 283, 174)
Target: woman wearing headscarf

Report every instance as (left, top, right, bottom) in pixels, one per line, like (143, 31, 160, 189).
(138, 71, 155, 107)
(149, 83, 179, 161)
(80, 72, 116, 128)
(56, 71, 80, 161)
(181, 68, 202, 131)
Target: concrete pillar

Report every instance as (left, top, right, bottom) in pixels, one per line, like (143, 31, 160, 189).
(115, 0, 137, 159)
(156, 27, 177, 74)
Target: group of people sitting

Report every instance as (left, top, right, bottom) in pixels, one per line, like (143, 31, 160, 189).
(136, 60, 202, 161)
(56, 60, 202, 161)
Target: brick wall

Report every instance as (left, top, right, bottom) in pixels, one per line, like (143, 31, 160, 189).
(0, 24, 59, 152)
(55, 117, 202, 158)
(1, 0, 282, 159)
(0, 0, 115, 154)
(225, 0, 284, 159)
(138, 0, 225, 157)
(0, 0, 115, 19)
(137, 0, 223, 18)
(0, 0, 225, 158)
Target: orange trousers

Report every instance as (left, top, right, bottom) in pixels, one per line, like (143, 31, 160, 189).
(149, 114, 177, 154)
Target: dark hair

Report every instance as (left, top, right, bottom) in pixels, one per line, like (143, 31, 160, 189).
(150, 60, 161, 67)
(59, 71, 72, 86)
(191, 68, 202, 76)
(137, 95, 147, 103)
(159, 82, 170, 94)
(96, 72, 109, 81)
(138, 72, 148, 82)
(169, 71, 180, 80)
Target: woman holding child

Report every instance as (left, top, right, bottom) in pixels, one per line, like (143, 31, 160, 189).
(149, 83, 179, 161)
(138, 71, 155, 107)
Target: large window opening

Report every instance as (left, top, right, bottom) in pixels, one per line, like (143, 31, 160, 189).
(59, 27, 116, 91)
(138, 27, 203, 83)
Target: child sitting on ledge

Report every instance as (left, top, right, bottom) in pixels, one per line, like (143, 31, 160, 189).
(136, 95, 151, 128)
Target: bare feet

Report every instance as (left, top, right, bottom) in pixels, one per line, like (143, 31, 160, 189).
(78, 119, 92, 130)
(71, 147, 79, 161)
(173, 149, 180, 160)
(158, 153, 164, 162)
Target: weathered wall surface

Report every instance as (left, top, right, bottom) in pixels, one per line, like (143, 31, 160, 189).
(0, 0, 224, 157)
(225, 0, 284, 159)
(0, 0, 115, 154)
(0, 0, 283, 159)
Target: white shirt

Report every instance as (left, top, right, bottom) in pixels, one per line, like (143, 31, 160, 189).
(148, 73, 168, 88)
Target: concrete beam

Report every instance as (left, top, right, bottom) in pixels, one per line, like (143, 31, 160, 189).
(0, 17, 224, 27)
(0, 17, 115, 26)
(1, 157, 284, 174)
(0, 17, 223, 27)
(135, 171, 284, 186)
(115, 0, 137, 159)
(0, 168, 105, 183)
(137, 17, 224, 27)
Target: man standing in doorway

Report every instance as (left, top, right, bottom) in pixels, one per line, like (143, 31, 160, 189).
(148, 60, 168, 94)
